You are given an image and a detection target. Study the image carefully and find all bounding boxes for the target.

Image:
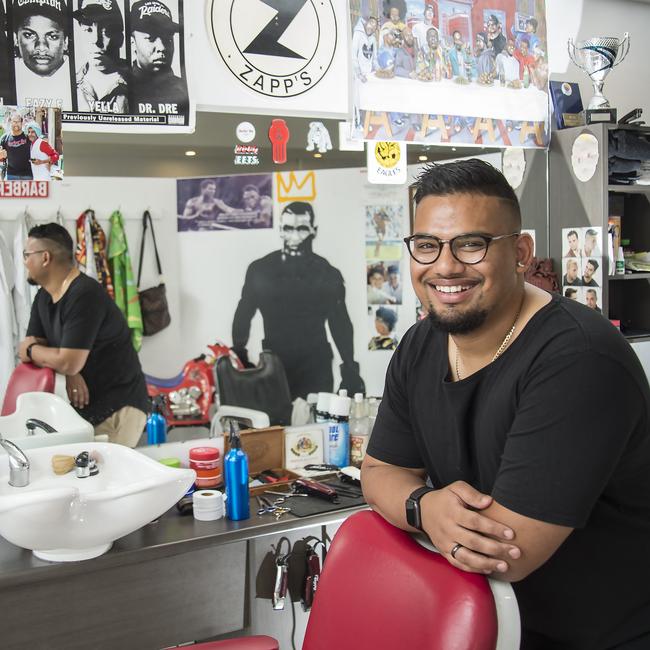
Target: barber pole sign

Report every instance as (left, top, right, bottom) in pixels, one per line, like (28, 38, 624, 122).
(0, 181, 49, 198)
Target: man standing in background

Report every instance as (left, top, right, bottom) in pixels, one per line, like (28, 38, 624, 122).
(19, 223, 149, 447)
(12, 0, 72, 108)
(130, 0, 188, 118)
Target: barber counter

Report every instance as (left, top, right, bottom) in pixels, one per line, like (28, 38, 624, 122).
(0, 499, 368, 650)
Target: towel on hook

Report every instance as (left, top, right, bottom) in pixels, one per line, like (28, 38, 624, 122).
(75, 210, 114, 298)
(108, 210, 143, 351)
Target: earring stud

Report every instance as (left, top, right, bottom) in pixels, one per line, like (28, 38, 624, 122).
(517, 262, 526, 268)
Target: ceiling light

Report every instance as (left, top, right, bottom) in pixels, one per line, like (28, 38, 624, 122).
(418, 155, 428, 162)
(314, 152, 322, 158)
(185, 150, 196, 157)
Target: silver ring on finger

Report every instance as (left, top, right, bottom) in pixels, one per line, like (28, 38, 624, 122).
(450, 543, 463, 559)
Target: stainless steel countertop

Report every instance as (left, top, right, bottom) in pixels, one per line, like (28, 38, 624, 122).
(0, 499, 369, 589)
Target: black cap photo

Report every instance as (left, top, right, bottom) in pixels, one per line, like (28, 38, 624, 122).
(130, 0, 179, 34)
(73, 0, 123, 26)
(13, 0, 68, 28)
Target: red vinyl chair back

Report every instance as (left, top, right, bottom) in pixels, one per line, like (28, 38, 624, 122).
(303, 510, 499, 650)
(1, 363, 56, 416)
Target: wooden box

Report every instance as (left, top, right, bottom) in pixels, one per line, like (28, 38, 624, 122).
(223, 426, 300, 496)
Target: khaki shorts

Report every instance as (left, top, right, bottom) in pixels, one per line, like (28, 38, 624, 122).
(94, 406, 147, 448)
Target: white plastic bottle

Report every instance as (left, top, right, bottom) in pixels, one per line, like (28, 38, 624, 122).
(367, 397, 379, 436)
(349, 393, 370, 468)
(328, 395, 351, 468)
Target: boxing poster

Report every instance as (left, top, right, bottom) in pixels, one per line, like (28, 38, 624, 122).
(177, 174, 273, 232)
(350, 0, 550, 148)
(2, 0, 194, 133)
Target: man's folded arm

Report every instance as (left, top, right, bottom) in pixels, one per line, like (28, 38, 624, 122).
(361, 453, 429, 531)
(29, 345, 89, 376)
(478, 499, 573, 582)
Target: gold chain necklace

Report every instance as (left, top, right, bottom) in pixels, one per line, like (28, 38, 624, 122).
(455, 304, 523, 381)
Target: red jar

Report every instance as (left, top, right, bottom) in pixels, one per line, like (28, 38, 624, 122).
(189, 447, 222, 488)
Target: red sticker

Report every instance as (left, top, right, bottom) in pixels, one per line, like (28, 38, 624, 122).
(268, 119, 290, 164)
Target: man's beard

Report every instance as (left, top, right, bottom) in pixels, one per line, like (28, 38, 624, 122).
(426, 304, 488, 335)
(27, 276, 39, 286)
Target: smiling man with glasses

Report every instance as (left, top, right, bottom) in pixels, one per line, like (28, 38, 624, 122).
(361, 159, 650, 648)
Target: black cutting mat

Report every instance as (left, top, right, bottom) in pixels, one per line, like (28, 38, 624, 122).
(287, 478, 366, 518)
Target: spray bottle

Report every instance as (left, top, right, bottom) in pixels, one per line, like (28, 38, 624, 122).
(146, 396, 167, 445)
(224, 421, 250, 521)
(328, 395, 351, 468)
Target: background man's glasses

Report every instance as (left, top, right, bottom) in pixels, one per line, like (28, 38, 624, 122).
(22, 250, 48, 260)
(403, 232, 519, 265)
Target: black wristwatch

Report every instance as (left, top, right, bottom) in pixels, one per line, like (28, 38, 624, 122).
(26, 343, 37, 361)
(405, 486, 435, 530)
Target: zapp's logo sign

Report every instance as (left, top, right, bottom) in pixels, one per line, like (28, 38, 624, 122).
(208, 0, 337, 98)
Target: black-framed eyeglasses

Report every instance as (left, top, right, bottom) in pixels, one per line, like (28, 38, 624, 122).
(22, 249, 48, 261)
(403, 232, 519, 265)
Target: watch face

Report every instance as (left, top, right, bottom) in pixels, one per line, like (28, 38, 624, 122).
(405, 498, 420, 529)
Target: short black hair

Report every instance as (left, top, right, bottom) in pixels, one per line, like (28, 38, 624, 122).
(242, 184, 259, 194)
(282, 201, 315, 225)
(200, 179, 217, 190)
(526, 17, 538, 32)
(488, 14, 500, 26)
(567, 229, 578, 239)
(28, 223, 74, 264)
(564, 288, 577, 298)
(587, 258, 599, 271)
(412, 159, 522, 228)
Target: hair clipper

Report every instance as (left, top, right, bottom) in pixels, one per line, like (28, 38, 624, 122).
(272, 553, 289, 610)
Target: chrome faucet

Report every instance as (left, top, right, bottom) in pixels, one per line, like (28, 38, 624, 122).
(25, 418, 57, 436)
(0, 438, 30, 488)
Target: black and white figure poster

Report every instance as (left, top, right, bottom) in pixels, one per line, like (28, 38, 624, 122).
(177, 174, 273, 232)
(3, 0, 194, 132)
(231, 199, 365, 400)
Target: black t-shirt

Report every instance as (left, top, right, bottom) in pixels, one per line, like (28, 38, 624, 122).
(0, 132, 32, 177)
(369, 294, 650, 649)
(27, 273, 149, 425)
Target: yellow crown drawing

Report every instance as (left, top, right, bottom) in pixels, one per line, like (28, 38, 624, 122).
(276, 171, 317, 202)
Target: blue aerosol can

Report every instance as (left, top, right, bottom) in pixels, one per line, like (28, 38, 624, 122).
(224, 421, 250, 521)
(146, 397, 167, 445)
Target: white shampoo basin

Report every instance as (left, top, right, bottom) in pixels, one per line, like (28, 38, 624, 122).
(0, 392, 94, 451)
(0, 442, 195, 562)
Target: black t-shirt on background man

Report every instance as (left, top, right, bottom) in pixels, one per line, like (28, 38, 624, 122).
(0, 132, 32, 177)
(369, 294, 650, 649)
(27, 273, 149, 425)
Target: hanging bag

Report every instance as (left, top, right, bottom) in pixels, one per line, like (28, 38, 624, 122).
(137, 210, 171, 336)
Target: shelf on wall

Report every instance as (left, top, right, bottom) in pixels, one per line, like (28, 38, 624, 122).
(610, 273, 650, 280)
(607, 124, 650, 134)
(608, 185, 650, 194)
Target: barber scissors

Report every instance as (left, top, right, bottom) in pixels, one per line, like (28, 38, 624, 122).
(256, 495, 291, 519)
(263, 490, 309, 505)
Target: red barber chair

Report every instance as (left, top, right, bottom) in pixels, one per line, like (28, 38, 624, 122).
(191, 510, 519, 650)
(1, 363, 55, 416)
